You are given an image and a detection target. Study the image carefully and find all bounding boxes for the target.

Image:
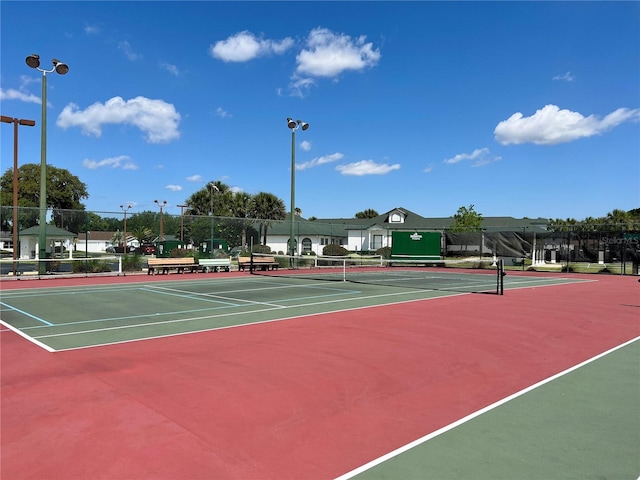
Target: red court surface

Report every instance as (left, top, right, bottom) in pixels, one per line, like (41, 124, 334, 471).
(1, 273, 639, 479)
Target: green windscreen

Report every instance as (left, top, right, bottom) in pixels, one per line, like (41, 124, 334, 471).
(391, 231, 441, 260)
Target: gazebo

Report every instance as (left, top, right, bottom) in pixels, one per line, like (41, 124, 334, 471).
(18, 225, 77, 259)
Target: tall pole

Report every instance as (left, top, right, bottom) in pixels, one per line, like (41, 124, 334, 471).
(289, 128, 296, 256)
(286, 118, 309, 258)
(38, 72, 48, 273)
(1, 116, 35, 275)
(26, 55, 69, 274)
(120, 204, 131, 251)
(155, 200, 166, 241)
(209, 184, 218, 254)
(177, 204, 188, 242)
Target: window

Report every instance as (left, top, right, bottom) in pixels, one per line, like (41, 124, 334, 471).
(373, 234, 383, 250)
(389, 212, 404, 223)
(302, 238, 312, 253)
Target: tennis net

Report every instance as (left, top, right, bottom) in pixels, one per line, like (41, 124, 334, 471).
(250, 253, 505, 295)
(0, 256, 124, 278)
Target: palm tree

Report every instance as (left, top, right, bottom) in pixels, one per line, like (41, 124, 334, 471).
(355, 209, 379, 219)
(130, 226, 154, 246)
(249, 192, 286, 246)
(231, 191, 253, 248)
(605, 209, 631, 231)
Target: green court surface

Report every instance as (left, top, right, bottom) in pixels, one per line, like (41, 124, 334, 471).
(0, 273, 585, 351)
(345, 339, 640, 480)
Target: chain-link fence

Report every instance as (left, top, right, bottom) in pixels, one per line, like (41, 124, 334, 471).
(1, 206, 638, 277)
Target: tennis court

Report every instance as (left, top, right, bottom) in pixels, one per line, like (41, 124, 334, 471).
(2, 266, 577, 351)
(1, 269, 638, 479)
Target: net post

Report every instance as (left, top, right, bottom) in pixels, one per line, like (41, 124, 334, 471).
(342, 257, 346, 282)
(498, 259, 505, 295)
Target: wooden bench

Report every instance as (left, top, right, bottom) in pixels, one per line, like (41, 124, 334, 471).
(198, 258, 231, 273)
(147, 257, 199, 275)
(237, 256, 280, 272)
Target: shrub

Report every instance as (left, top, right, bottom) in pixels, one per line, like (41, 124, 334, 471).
(252, 244, 272, 254)
(170, 248, 195, 258)
(323, 244, 348, 256)
(72, 259, 111, 273)
(122, 254, 144, 272)
(375, 246, 392, 259)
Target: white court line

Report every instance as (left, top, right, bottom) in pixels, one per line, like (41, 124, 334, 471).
(49, 291, 462, 352)
(334, 336, 640, 480)
(33, 288, 434, 341)
(0, 319, 55, 352)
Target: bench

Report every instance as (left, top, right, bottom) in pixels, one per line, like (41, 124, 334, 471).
(198, 258, 231, 273)
(147, 257, 199, 275)
(238, 256, 280, 272)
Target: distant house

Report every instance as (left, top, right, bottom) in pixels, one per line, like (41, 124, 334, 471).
(75, 231, 139, 253)
(259, 207, 550, 255)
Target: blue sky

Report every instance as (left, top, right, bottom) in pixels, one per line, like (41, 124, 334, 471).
(1, 1, 638, 221)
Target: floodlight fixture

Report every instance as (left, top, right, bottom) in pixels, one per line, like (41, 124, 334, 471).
(25, 54, 40, 69)
(53, 59, 69, 75)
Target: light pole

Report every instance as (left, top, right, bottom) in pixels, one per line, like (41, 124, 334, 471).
(177, 204, 189, 242)
(1, 115, 36, 275)
(208, 184, 219, 254)
(120, 204, 132, 252)
(154, 200, 167, 241)
(25, 54, 69, 274)
(286, 117, 309, 257)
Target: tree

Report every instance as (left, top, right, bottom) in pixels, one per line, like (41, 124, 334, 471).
(248, 192, 286, 245)
(449, 204, 483, 232)
(0, 163, 88, 231)
(130, 226, 154, 245)
(230, 191, 254, 248)
(355, 209, 379, 219)
(183, 181, 233, 217)
(604, 209, 632, 231)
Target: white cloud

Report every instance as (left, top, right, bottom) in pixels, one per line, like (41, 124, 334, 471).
(118, 41, 142, 61)
(84, 25, 100, 35)
(444, 148, 489, 164)
(57, 96, 181, 143)
(553, 71, 575, 82)
(288, 76, 317, 98)
(165, 184, 182, 192)
(296, 152, 344, 171)
(444, 148, 500, 167)
(82, 155, 138, 170)
(424, 164, 434, 173)
(299, 140, 311, 151)
(186, 175, 202, 182)
(494, 104, 640, 145)
(296, 28, 381, 78)
(0, 87, 41, 104)
(160, 62, 179, 76)
(336, 160, 400, 176)
(210, 31, 294, 62)
(216, 107, 231, 118)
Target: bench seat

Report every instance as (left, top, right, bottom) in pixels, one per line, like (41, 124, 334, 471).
(147, 257, 198, 275)
(238, 256, 280, 272)
(198, 258, 231, 273)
